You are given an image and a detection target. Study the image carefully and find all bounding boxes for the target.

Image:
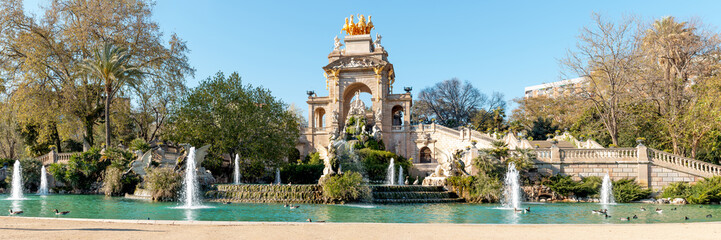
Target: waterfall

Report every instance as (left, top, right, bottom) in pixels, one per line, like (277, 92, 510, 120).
(386, 158, 395, 185)
(180, 147, 201, 208)
(38, 165, 48, 195)
(8, 160, 24, 200)
(397, 165, 404, 186)
(502, 162, 521, 210)
(233, 154, 241, 184)
(600, 174, 616, 205)
(274, 168, 281, 184)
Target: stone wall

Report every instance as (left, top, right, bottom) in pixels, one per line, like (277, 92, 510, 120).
(531, 145, 719, 190)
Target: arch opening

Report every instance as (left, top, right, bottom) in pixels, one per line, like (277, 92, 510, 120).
(315, 108, 326, 129)
(342, 82, 373, 124)
(392, 105, 404, 126)
(420, 147, 432, 163)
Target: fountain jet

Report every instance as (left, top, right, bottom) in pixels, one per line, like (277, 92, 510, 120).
(180, 147, 201, 208)
(38, 165, 48, 195)
(8, 160, 24, 200)
(386, 158, 395, 185)
(502, 162, 521, 210)
(600, 173, 615, 205)
(233, 154, 241, 184)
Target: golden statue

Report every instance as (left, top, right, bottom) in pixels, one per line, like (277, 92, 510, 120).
(366, 16, 374, 33)
(341, 14, 374, 35)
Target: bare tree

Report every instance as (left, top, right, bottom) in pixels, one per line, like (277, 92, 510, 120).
(561, 13, 639, 146)
(413, 78, 493, 128)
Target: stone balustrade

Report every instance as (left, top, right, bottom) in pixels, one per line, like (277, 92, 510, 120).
(649, 149, 721, 177)
(507, 145, 721, 190)
(37, 150, 76, 165)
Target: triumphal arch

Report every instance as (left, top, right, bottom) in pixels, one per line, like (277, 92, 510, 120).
(297, 15, 496, 176)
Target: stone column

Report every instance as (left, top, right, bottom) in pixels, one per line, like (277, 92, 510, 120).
(636, 143, 651, 188)
(551, 142, 562, 175)
(48, 149, 57, 164)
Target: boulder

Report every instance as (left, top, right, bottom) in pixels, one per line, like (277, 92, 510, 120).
(671, 198, 687, 205)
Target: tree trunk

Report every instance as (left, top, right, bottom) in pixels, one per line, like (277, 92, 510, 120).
(105, 86, 112, 149)
(83, 117, 95, 151)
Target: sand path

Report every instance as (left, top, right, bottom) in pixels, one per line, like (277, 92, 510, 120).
(0, 217, 719, 240)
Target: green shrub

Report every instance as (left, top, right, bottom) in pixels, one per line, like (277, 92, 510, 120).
(103, 148, 135, 171)
(321, 171, 369, 203)
(576, 176, 602, 197)
(281, 163, 324, 184)
(612, 178, 651, 203)
(129, 138, 151, 153)
(144, 167, 181, 201)
(47, 163, 67, 186)
(661, 182, 691, 199)
(543, 175, 578, 196)
(101, 166, 141, 196)
(448, 175, 502, 203)
(4, 159, 42, 192)
(542, 175, 601, 198)
(686, 177, 721, 204)
(101, 167, 124, 196)
(63, 148, 108, 190)
(357, 149, 412, 182)
(304, 152, 322, 165)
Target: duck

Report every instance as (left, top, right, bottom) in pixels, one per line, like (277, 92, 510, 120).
(620, 217, 630, 221)
(604, 213, 612, 218)
(524, 207, 531, 213)
(283, 204, 289, 208)
(706, 214, 713, 218)
(54, 209, 70, 215)
(306, 218, 325, 223)
(513, 208, 523, 213)
(684, 216, 689, 220)
(9, 209, 23, 215)
(655, 208, 663, 214)
(592, 210, 601, 214)
(671, 207, 677, 211)
(632, 215, 638, 219)
(289, 205, 300, 209)
(223, 201, 231, 204)
(640, 207, 646, 211)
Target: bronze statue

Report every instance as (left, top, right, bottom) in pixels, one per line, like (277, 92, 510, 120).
(341, 14, 375, 35)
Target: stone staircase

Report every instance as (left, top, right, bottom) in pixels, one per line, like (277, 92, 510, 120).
(205, 184, 324, 204)
(371, 185, 463, 204)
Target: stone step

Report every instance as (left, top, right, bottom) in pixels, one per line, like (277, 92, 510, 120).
(372, 191, 455, 199)
(372, 198, 463, 204)
(370, 185, 445, 192)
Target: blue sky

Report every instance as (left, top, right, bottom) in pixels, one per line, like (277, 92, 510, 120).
(22, 0, 721, 116)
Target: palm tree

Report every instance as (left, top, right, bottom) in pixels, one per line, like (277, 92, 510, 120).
(82, 43, 143, 149)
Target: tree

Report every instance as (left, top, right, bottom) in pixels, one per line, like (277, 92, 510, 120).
(168, 72, 300, 169)
(413, 78, 503, 128)
(82, 43, 143, 149)
(638, 16, 720, 155)
(0, 0, 193, 150)
(561, 13, 639, 146)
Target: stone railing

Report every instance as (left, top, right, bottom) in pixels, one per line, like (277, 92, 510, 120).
(561, 148, 637, 161)
(391, 126, 404, 131)
(534, 149, 552, 160)
(37, 150, 76, 165)
(649, 149, 721, 177)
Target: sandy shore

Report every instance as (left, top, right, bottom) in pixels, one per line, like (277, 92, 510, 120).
(0, 217, 719, 240)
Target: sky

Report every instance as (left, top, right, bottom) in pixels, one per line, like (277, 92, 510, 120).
(21, 0, 721, 117)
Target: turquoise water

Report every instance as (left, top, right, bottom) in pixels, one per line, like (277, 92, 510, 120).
(2, 194, 720, 224)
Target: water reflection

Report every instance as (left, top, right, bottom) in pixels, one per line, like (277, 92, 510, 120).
(184, 208, 195, 220)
